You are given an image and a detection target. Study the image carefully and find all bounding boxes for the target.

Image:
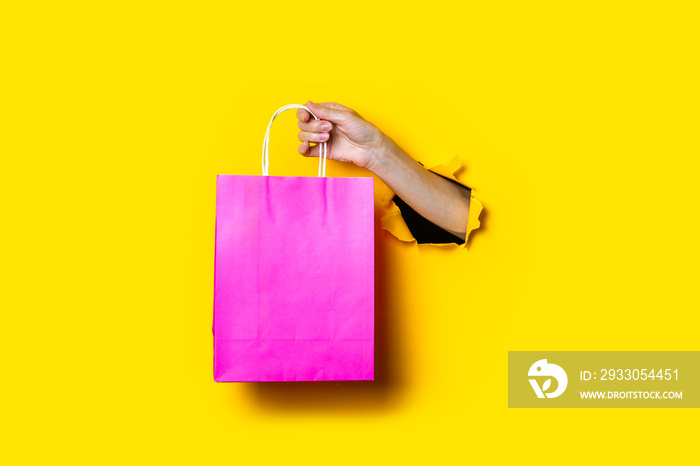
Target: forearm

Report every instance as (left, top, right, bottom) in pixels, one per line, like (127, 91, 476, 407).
(367, 135, 471, 239)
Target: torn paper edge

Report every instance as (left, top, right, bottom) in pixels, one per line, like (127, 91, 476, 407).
(380, 155, 483, 249)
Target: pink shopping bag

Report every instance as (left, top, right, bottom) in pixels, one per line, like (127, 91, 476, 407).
(214, 104, 374, 382)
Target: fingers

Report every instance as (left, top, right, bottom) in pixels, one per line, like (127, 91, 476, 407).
(297, 130, 330, 143)
(305, 100, 352, 124)
(297, 104, 332, 151)
(298, 141, 321, 158)
(297, 101, 354, 125)
(296, 107, 311, 123)
(297, 118, 332, 133)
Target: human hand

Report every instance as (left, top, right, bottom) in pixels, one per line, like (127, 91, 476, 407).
(297, 101, 386, 171)
(298, 100, 471, 239)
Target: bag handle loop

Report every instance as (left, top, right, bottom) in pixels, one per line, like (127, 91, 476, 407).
(262, 104, 328, 177)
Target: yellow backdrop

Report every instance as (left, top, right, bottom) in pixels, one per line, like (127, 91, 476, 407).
(2, 1, 698, 464)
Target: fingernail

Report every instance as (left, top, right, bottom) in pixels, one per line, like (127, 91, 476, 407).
(321, 123, 330, 131)
(319, 133, 329, 141)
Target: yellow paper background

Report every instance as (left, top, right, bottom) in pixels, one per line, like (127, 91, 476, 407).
(2, 1, 698, 464)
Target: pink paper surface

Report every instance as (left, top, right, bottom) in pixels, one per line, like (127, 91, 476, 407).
(214, 175, 374, 382)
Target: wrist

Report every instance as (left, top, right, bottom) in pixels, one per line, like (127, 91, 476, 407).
(365, 133, 395, 176)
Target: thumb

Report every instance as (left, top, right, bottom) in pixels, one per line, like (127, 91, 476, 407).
(306, 100, 351, 125)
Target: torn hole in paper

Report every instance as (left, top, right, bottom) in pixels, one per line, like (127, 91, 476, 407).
(379, 155, 483, 249)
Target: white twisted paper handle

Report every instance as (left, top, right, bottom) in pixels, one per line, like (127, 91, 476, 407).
(262, 104, 328, 177)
